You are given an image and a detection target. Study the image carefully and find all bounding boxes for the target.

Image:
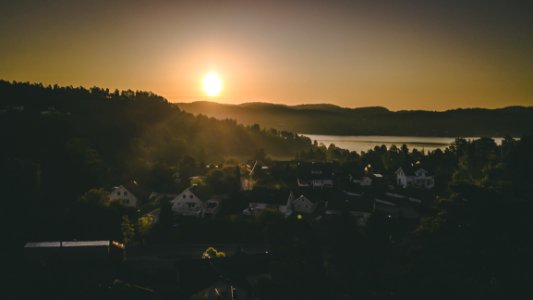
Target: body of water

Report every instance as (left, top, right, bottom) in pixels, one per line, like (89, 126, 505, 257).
(302, 135, 505, 153)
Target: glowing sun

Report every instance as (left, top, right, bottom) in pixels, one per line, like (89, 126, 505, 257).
(202, 71, 223, 97)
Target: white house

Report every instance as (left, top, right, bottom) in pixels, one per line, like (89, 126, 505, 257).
(243, 192, 293, 217)
(170, 186, 204, 217)
(290, 193, 319, 214)
(297, 163, 334, 188)
(109, 185, 138, 208)
(395, 167, 435, 189)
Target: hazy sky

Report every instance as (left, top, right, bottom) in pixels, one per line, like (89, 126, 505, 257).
(1, 0, 532, 110)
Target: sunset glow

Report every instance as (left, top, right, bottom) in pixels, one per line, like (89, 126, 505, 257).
(1, 1, 532, 109)
(202, 71, 223, 97)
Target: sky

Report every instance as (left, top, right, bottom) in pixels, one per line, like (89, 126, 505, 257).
(1, 0, 532, 110)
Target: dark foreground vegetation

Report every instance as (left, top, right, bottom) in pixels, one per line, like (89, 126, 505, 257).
(177, 101, 533, 137)
(2, 81, 533, 299)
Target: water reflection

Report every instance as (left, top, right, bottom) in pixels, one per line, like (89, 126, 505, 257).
(301, 135, 505, 153)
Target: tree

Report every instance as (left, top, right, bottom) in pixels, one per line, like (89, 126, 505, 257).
(254, 148, 267, 161)
(202, 246, 226, 259)
(137, 215, 153, 245)
(78, 188, 110, 207)
(121, 215, 135, 245)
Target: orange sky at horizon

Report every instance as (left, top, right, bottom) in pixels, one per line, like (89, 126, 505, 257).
(1, 1, 532, 111)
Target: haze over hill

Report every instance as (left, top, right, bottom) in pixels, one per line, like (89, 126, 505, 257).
(176, 101, 533, 137)
(0, 81, 315, 206)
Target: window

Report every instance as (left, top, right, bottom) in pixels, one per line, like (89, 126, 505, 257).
(183, 195, 186, 198)
(123, 199, 129, 204)
(117, 191, 121, 196)
(189, 195, 193, 199)
(187, 203, 196, 208)
(124, 191, 128, 195)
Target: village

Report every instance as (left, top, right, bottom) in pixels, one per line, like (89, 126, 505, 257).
(22, 158, 439, 299)
(109, 160, 436, 227)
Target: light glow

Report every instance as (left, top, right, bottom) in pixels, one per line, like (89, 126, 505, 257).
(202, 71, 223, 97)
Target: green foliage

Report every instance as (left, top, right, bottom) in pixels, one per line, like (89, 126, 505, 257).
(78, 188, 110, 207)
(136, 215, 153, 244)
(0, 80, 314, 240)
(403, 136, 533, 298)
(205, 166, 241, 194)
(121, 215, 135, 245)
(201, 246, 226, 259)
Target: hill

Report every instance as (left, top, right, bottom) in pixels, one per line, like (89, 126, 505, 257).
(0, 81, 313, 207)
(176, 101, 533, 137)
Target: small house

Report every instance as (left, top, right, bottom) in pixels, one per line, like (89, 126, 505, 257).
(171, 185, 205, 217)
(109, 185, 138, 208)
(289, 193, 319, 214)
(297, 162, 334, 188)
(395, 167, 435, 189)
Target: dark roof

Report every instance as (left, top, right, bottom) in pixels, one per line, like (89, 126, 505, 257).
(327, 191, 374, 212)
(376, 193, 425, 207)
(297, 162, 334, 180)
(111, 182, 146, 201)
(243, 187, 290, 205)
(292, 188, 343, 204)
(24, 240, 113, 248)
(187, 184, 210, 201)
(24, 241, 61, 248)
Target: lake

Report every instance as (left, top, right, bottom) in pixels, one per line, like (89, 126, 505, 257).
(301, 135, 505, 153)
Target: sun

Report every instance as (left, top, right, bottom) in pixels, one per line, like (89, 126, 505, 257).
(202, 71, 223, 97)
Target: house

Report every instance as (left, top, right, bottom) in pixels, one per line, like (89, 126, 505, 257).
(351, 175, 373, 186)
(242, 188, 292, 217)
(288, 192, 320, 214)
(109, 185, 139, 208)
(170, 185, 205, 217)
(395, 167, 435, 189)
(241, 160, 258, 191)
(297, 162, 334, 188)
(244, 202, 284, 216)
(325, 190, 374, 224)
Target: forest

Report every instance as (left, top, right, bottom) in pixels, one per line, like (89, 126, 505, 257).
(0, 80, 313, 252)
(177, 101, 533, 137)
(2, 80, 533, 299)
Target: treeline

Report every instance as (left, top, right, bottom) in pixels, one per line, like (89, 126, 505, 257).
(260, 136, 533, 299)
(0, 80, 312, 242)
(396, 135, 533, 298)
(177, 101, 533, 137)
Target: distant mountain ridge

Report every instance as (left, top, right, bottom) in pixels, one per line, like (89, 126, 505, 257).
(176, 101, 533, 137)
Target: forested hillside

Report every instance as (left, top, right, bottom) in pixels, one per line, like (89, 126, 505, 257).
(0, 80, 312, 222)
(177, 101, 533, 137)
